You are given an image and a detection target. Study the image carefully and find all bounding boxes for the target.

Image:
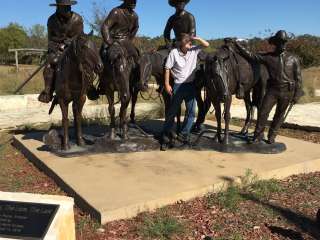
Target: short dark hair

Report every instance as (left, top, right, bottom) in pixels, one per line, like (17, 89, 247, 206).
(177, 33, 192, 48)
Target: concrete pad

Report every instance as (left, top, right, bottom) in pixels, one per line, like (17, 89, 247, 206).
(13, 121, 320, 224)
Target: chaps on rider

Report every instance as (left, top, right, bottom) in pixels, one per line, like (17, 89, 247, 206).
(38, 0, 84, 104)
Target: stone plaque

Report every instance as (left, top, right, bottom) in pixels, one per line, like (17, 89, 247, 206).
(0, 200, 59, 240)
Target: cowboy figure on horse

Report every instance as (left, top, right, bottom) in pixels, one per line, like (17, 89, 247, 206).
(164, 0, 196, 47)
(38, 0, 84, 103)
(100, 0, 145, 91)
(234, 30, 304, 144)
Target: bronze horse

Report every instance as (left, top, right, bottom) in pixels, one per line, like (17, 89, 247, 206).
(49, 33, 103, 150)
(204, 45, 268, 144)
(100, 43, 142, 140)
(131, 49, 207, 132)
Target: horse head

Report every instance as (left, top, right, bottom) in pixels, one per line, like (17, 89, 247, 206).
(74, 33, 103, 77)
(205, 50, 230, 101)
(137, 53, 152, 92)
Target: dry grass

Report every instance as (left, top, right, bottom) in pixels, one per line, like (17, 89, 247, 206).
(0, 65, 43, 95)
(0, 64, 320, 103)
(301, 66, 320, 103)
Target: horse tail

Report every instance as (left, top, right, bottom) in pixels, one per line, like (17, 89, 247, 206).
(49, 96, 58, 115)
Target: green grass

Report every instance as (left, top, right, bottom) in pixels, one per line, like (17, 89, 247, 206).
(216, 185, 244, 211)
(139, 212, 185, 240)
(249, 179, 282, 200)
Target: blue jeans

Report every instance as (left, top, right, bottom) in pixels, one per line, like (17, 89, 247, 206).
(163, 82, 197, 136)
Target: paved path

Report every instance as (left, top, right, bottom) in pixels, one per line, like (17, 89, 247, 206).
(0, 95, 161, 130)
(1, 94, 320, 131)
(229, 101, 320, 130)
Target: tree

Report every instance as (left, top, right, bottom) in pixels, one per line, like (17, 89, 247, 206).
(89, 1, 107, 35)
(28, 24, 47, 49)
(0, 23, 28, 56)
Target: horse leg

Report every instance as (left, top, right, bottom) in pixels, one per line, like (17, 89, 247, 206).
(130, 88, 138, 124)
(241, 93, 252, 135)
(223, 97, 232, 145)
(120, 94, 131, 140)
(73, 95, 86, 147)
(213, 100, 222, 143)
(106, 93, 116, 140)
(59, 100, 70, 150)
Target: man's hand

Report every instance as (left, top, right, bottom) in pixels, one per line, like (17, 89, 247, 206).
(191, 36, 210, 48)
(165, 84, 173, 96)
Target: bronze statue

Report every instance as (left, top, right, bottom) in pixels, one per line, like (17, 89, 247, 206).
(234, 30, 304, 144)
(99, 0, 142, 140)
(164, 0, 196, 47)
(48, 33, 103, 150)
(204, 39, 268, 145)
(38, 0, 84, 103)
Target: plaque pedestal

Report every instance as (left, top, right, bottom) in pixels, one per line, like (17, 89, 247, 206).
(0, 192, 75, 240)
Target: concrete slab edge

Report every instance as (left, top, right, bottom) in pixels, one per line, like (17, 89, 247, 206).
(100, 157, 320, 224)
(12, 136, 102, 223)
(12, 134, 320, 225)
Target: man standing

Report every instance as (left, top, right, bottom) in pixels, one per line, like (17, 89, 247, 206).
(162, 34, 209, 143)
(38, 0, 84, 103)
(234, 30, 304, 144)
(164, 0, 196, 47)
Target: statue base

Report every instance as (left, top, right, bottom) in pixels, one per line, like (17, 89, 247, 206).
(42, 120, 286, 157)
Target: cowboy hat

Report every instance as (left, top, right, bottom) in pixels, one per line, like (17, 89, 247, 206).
(50, 0, 77, 7)
(269, 30, 289, 45)
(169, 0, 191, 7)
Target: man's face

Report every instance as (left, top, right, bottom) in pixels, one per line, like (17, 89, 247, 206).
(124, 0, 137, 10)
(174, 2, 186, 11)
(57, 5, 72, 19)
(181, 40, 192, 51)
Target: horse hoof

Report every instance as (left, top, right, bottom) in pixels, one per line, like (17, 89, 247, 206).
(77, 138, 86, 147)
(62, 144, 71, 151)
(222, 137, 230, 145)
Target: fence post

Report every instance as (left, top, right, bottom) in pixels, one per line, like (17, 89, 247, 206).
(15, 50, 19, 72)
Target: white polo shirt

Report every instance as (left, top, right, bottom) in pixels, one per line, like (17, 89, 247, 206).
(165, 46, 202, 84)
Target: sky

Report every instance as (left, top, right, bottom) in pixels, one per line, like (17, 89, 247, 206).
(1, 0, 319, 39)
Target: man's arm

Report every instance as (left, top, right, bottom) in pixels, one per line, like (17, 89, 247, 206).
(164, 50, 175, 95)
(164, 17, 173, 46)
(192, 36, 209, 48)
(188, 14, 196, 37)
(101, 10, 117, 45)
(130, 14, 139, 40)
(164, 68, 172, 95)
(234, 41, 266, 64)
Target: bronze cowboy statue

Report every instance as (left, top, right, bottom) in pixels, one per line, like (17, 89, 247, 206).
(99, 0, 144, 140)
(38, 0, 84, 103)
(164, 0, 196, 47)
(234, 30, 304, 144)
(100, 0, 146, 91)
